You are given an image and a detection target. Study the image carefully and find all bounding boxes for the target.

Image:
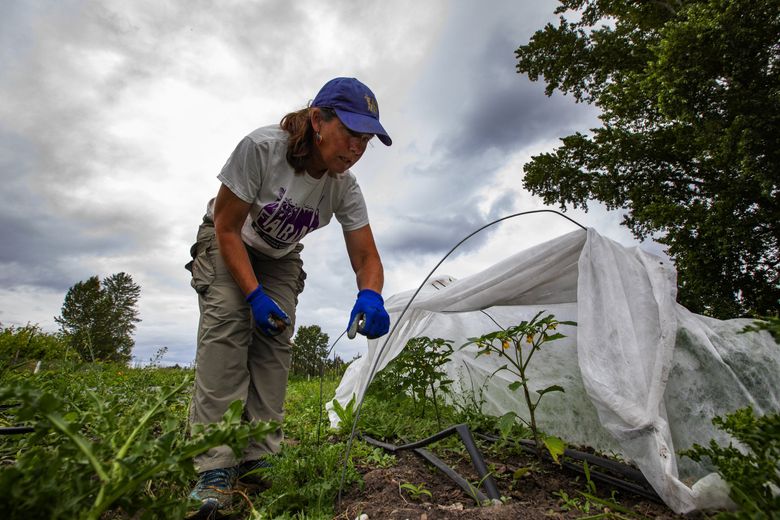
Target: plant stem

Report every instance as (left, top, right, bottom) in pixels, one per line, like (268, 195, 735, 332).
(515, 340, 541, 451)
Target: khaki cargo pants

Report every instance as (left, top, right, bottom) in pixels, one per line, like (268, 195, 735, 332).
(186, 216, 306, 472)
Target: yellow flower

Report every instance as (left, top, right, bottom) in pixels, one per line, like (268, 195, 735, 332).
(526, 335, 533, 344)
(501, 340, 510, 350)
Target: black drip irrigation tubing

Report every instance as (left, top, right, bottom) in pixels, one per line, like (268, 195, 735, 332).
(362, 424, 502, 505)
(0, 404, 33, 435)
(476, 433, 663, 503)
(0, 426, 34, 435)
(333, 210, 587, 505)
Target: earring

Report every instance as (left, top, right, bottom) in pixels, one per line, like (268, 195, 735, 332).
(315, 132, 322, 144)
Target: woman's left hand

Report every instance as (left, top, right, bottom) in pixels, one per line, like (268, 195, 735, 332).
(348, 289, 390, 339)
(343, 224, 388, 339)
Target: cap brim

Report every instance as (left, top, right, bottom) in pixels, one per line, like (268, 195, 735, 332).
(334, 109, 392, 146)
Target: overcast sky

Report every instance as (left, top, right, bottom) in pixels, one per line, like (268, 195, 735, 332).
(0, 0, 665, 365)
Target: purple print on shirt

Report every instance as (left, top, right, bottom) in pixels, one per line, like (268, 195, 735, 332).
(251, 188, 320, 249)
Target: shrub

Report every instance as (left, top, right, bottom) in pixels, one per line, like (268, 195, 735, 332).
(682, 407, 780, 517)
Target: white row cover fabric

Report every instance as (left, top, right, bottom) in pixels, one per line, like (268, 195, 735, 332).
(328, 228, 780, 513)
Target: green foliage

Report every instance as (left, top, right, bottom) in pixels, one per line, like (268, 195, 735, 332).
(351, 443, 396, 469)
(330, 393, 357, 437)
(257, 442, 361, 518)
(399, 482, 432, 501)
(0, 323, 68, 370)
(464, 311, 575, 458)
(682, 407, 780, 517)
(449, 365, 519, 436)
(55, 272, 141, 363)
(283, 376, 339, 443)
(0, 366, 276, 520)
(371, 336, 454, 429)
(516, 0, 780, 318)
(291, 324, 329, 378)
(741, 315, 780, 343)
(359, 391, 451, 443)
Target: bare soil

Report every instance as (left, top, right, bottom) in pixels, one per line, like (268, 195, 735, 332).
(333, 446, 691, 520)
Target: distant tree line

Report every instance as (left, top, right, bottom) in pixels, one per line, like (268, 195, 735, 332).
(0, 323, 68, 371)
(8, 275, 360, 374)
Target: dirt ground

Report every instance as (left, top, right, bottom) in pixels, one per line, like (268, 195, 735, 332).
(333, 447, 693, 520)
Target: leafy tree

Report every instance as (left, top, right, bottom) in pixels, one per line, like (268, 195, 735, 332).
(291, 324, 328, 378)
(516, 0, 779, 318)
(55, 273, 141, 363)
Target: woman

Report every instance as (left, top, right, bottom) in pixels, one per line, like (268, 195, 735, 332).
(186, 77, 391, 514)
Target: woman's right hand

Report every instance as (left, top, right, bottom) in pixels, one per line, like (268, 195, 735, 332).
(246, 284, 291, 336)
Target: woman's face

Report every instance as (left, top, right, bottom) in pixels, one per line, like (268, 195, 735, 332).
(312, 110, 374, 174)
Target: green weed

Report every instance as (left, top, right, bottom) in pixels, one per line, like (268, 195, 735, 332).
(400, 481, 432, 501)
(254, 441, 361, 518)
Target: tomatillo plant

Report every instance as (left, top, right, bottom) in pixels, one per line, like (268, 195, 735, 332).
(463, 311, 575, 460)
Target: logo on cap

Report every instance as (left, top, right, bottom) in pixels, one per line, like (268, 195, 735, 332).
(364, 95, 378, 115)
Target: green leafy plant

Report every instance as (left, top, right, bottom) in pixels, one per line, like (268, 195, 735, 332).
(352, 444, 396, 469)
(554, 489, 591, 514)
(0, 374, 276, 520)
(509, 463, 537, 491)
(330, 393, 357, 437)
(256, 441, 361, 518)
(400, 482, 432, 501)
(583, 459, 598, 495)
(464, 471, 501, 507)
(741, 315, 780, 342)
(682, 406, 780, 517)
(577, 492, 639, 520)
(372, 336, 454, 429)
(463, 311, 575, 458)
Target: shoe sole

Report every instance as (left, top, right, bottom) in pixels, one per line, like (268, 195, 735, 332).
(187, 501, 224, 520)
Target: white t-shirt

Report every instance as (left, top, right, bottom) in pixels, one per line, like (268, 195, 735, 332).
(207, 125, 369, 258)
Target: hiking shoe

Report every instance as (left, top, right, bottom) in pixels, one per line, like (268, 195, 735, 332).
(188, 466, 238, 516)
(237, 458, 273, 491)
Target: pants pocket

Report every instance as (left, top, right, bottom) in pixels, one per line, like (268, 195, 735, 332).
(187, 236, 216, 294)
(295, 265, 307, 296)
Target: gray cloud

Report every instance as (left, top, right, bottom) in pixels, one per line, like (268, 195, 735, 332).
(1, 0, 625, 366)
(379, 192, 515, 259)
(430, 21, 597, 164)
(376, 1, 598, 262)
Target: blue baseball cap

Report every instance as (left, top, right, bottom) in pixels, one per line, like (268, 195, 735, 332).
(312, 77, 392, 146)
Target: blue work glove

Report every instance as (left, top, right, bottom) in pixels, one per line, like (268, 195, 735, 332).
(246, 284, 291, 337)
(347, 289, 390, 339)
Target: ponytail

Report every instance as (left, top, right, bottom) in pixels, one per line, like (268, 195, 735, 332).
(280, 106, 337, 173)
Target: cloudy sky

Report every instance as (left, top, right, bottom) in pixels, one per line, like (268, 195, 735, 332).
(0, 0, 664, 365)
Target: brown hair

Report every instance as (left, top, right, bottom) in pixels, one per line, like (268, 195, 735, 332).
(280, 106, 336, 173)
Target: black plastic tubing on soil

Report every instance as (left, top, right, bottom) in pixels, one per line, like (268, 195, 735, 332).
(476, 433, 663, 503)
(362, 424, 502, 505)
(328, 209, 588, 505)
